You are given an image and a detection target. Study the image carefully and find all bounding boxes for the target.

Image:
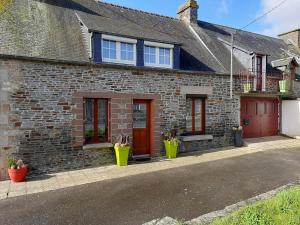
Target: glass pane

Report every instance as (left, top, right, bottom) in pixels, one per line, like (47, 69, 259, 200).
(144, 46, 156, 64)
(85, 99, 94, 142)
(195, 99, 202, 131)
(121, 51, 126, 60)
(150, 55, 155, 63)
(103, 40, 109, 48)
(103, 49, 110, 58)
(110, 41, 116, 50)
(186, 98, 193, 132)
(110, 49, 116, 59)
(98, 99, 108, 142)
(127, 52, 133, 61)
(133, 103, 147, 128)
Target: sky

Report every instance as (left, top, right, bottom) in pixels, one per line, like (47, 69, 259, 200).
(103, 0, 300, 37)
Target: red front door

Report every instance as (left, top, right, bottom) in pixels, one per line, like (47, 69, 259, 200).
(132, 100, 150, 156)
(241, 97, 279, 138)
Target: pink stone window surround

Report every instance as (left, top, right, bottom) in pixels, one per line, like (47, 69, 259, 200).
(72, 92, 162, 157)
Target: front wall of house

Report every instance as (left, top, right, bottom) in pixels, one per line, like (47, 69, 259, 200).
(0, 59, 240, 175)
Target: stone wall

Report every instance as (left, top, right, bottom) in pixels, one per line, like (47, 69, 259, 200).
(0, 59, 241, 176)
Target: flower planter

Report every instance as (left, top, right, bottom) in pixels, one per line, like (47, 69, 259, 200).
(279, 80, 288, 93)
(243, 83, 251, 93)
(8, 166, 28, 182)
(164, 140, 179, 159)
(114, 146, 130, 166)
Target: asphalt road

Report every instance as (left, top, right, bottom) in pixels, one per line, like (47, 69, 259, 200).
(1, 148, 300, 225)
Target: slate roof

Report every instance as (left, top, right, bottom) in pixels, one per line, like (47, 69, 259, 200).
(72, 0, 226, 73)
(0, 0, 88, 62)
(0, 0, 299, 76)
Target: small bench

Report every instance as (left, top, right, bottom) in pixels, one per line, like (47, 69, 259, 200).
(180, 135, 214, 152)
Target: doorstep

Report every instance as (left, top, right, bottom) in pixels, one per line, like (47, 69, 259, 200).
(0, 137, 298, 200)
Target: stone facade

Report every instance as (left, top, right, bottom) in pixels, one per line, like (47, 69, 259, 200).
(1, 58, 243, 177)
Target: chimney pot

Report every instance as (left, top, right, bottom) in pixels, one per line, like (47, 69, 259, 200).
(177, 0, 199, 24)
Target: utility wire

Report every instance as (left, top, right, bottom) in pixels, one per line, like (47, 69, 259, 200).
(240, 0, 289, 31)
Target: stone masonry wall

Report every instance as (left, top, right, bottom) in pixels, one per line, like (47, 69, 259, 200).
(0, 59, 241, 176)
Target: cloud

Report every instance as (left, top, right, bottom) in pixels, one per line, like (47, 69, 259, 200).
(216, 0, 232, 16)
(259, 0, 300, 37)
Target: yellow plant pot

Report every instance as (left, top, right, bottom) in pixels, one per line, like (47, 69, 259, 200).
(164, 140, 178, 159)
(114, 146, 130, 166)
(243, 83, 251, 93)
(279, 80, 288, 93)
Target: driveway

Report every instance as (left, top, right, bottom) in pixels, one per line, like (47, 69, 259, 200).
(0, 138, 300, 225)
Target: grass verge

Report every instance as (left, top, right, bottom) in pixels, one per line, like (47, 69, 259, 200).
(209, 186, 300, 225)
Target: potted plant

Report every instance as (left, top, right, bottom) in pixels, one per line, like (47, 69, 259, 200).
(163, 128, 180, 159)
(279, 80, 288, 93)
(243, 83, 251, 93)
(114, 135, 130, 166)
(7, 158, 28, 182)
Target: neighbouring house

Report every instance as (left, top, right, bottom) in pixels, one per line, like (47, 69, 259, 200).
(0, 0, 299, 179)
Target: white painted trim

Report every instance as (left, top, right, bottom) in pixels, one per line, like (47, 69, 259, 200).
(144, 41, 174, 49)
(187, 24, 227, 72)
(102, 39, 137, 66)
(144, 46, 173, 69)
(102, 34, 137, 44)
(262, 55, 267, 91)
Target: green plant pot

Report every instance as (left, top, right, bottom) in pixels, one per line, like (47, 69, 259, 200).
(114, 146, 130, 166)
(243, 83, 251, 93)
(164, 140, 178, 159)
(279, 80, 288, 93)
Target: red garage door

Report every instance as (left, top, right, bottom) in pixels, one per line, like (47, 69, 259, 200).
(241, 97, 279, 138)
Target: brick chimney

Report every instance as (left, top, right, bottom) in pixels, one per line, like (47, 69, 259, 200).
(177, 0, 199, 24)
(278, 29, 300, 48)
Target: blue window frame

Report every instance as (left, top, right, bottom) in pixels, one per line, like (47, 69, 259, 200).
(121, 42, 134, 61)
(159, 48, 171, 65)
(102, 40, 117, 60)
(144, 46, 156, 64)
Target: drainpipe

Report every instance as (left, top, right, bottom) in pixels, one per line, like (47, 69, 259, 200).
(230, 33, 234, 99)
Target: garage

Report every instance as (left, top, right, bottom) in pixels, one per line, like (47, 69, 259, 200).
(240, 97, 279, 138)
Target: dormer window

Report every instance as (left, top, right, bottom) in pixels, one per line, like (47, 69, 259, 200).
(144, 41, 174, 69)
(251, 54, 267, 91)
(101, 34, 137, 65)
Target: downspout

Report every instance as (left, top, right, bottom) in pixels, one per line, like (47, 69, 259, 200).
(230, 33, 234, 99)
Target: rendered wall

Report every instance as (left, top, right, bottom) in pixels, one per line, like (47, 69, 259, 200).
(282, 100, 300, 137)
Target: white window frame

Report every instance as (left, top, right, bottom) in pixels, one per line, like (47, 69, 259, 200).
(144, 41, 174, 69)
(102, 34, 137, 66)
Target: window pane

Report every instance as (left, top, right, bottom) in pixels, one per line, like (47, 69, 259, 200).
(103, 49, 110, 58)
(110, 49, 116, 59)
(144, 46, 156, 64)
(186, 98, 193, 132)
(159, 48, 171, 65)
(103, 40, 109, 48)
(98, 99, 108, 142)
(195, 99, 202, 131)
(85, 99, 94, 143)
(121, 43, 134, 61)
(102, 40, 116, 59)
(133, 103, 147, 128)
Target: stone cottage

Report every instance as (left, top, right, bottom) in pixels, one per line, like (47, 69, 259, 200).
(0, 0, 299, 179)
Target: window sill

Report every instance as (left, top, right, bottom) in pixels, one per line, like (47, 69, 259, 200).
(180, 135, 213, 142)
(83, 143, 114, 150)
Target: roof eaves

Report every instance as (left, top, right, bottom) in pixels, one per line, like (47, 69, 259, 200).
(87, 29, 183, 45)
